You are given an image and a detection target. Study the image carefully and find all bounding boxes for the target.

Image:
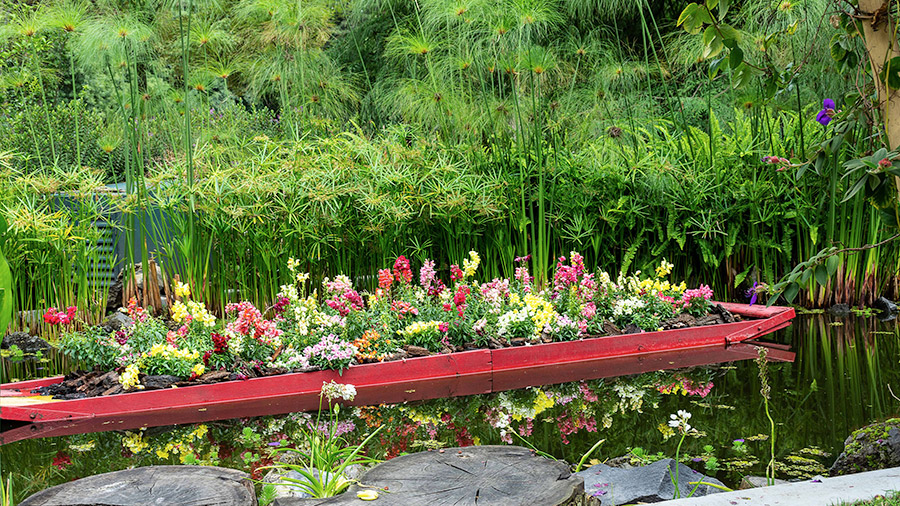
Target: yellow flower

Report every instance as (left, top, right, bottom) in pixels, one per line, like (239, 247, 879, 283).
(397, 320, 443, 336)
(122, 431, 148, 453)
(193, 425, 208, 439)
(156, 449, 170, 459)
(462, 250, 481, 278)
(187, 300, 216, 327)
(171, 301, 189, 323)
(473, 437, 482, 446)
(174, 281, 191, 299)
(287, 257, 300, 272)
(524, 293, 558, 336)
(191, 363, 206, 377)
(658, 422, 676, 441)
(532, 389, 555, 416)
(120, 363, 143, 390)
(656, 258, 674, 278)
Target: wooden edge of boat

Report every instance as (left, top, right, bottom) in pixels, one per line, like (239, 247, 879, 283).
(0, 303, 795, 444)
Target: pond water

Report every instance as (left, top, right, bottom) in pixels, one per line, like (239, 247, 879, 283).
(2, 313, 898, 503)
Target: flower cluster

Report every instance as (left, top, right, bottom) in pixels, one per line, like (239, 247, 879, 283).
(43, 306, 77, 325)
(322, 381, 357, 401)
(296, 333, 357, 371)
(58, 252, 718, 385)
(225, 301, 283, 347)
(668, 410, 693, 433)
(171, 300, 216, 327)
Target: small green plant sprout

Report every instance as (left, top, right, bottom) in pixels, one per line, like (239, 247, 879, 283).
(3, 345, 23, 360)
(732, 438, 748, 454)
(574, 438, 606, 473)
(703, 456, 719, 472)
(258, 483, 277, 506)
(240, 427, 263, 448)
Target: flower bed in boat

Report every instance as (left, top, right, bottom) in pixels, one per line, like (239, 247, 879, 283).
(39, 253, 735, 399)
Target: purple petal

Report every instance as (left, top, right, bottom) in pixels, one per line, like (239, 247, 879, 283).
(823, 99, 836, 109)
(749, 292, 758, 306)
(816, 110, 831, 126)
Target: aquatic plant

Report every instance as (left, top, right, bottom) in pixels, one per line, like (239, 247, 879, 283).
(756, 346, 777, 486)
(260, 382, 383, 498)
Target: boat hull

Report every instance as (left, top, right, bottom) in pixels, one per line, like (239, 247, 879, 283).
(0, 303, 794, 444)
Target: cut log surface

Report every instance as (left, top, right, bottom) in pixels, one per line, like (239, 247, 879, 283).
(278, 446, 584, 506)
(19, 466, 256, 506)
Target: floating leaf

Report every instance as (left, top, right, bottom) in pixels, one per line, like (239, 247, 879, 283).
(357, 490, 379, 501)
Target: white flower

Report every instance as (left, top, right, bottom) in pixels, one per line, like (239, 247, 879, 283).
(322, 381, 357, 401)
(668, 410, 694, 433)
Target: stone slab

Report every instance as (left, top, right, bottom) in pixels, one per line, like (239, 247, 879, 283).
(577, 459, 724, 505)
(657, 467, 900, 505)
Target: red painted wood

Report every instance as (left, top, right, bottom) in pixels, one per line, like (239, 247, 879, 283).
(0, 303, 794, 444)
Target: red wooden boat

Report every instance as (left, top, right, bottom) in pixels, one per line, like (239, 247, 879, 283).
(0, 302, 794, 445)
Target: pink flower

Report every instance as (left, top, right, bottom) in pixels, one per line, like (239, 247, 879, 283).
(581, 302, 597, 320)
(225, 301, 283, 346)
(420, 259, 437, 291)
(450, 264, 464, 282)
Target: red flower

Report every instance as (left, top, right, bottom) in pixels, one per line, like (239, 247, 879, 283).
(52, 451, 72, 469)
(378, 269, 393, 291)
(393, 256, 413, 284)
(450, 264, 464, 282)
(43, 306, 78, 325)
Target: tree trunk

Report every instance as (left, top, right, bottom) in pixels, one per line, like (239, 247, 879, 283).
(859, 0, 900, 199)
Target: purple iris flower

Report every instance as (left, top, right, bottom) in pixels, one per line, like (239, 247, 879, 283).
(745, 281, 758, 306)
(816, 99, 836, 126)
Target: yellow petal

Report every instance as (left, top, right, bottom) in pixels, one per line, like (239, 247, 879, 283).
(357, 490, 379, 501)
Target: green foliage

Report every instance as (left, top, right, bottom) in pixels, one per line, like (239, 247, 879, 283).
(0, 473, 12, 506)
(0, 208, 12, 339)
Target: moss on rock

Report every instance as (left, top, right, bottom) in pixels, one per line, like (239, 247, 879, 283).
(830, 419, 900, 476)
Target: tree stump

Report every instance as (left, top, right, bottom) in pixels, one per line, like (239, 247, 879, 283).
(275, 445, 585, 506)
(19, 466, 256, 506)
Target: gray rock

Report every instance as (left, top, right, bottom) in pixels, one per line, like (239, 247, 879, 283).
(102, 312, 134, 333)
(1, 332, 51, 354)
(828, 303, 852, 317)
(830, 419, 900, 475)
(739, 475, 789, 489)
(576, 458, 725, 505)
(873, 297, 898, 315)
